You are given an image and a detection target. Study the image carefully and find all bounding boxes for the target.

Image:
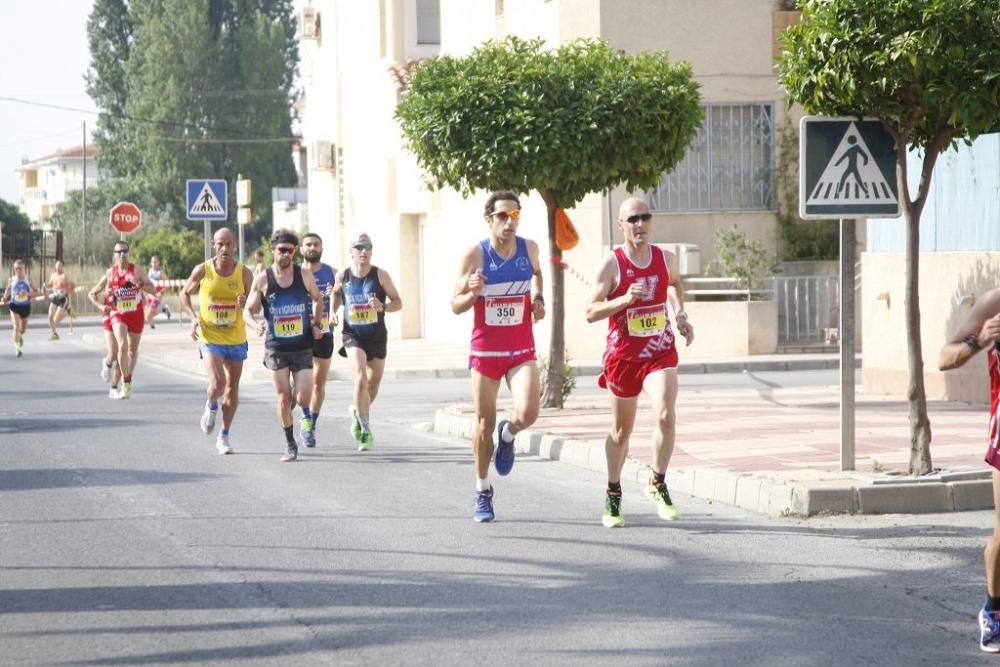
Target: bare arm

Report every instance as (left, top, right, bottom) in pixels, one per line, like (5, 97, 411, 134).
(374, 269, 403, 314)
(243, 271, 267, 337)
(664, 250, 693, 346)
(301, 267, 325, 339)
(451, 245, 484, 315)
(332, 271, 344, 315)
(586, 254, 642, 323)
(939, 289, 1000, 371)
(88, 273, 110, 310)
(181, 263, 206, 340)
(526, 239, 545, 322)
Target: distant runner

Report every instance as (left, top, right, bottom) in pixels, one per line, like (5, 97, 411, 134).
(3, 259, 39, 357)
(300, 233, 338, 447)
(44, 260, 75, 339)
(145, 255, 172, 328)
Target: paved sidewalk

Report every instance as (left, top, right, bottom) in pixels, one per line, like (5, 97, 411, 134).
(29, 315, 994, 517)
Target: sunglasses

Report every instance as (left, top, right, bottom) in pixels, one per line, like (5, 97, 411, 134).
(489, 209, 521, 223)
(272, 245, 296, 255)
(623, 213, 652, 224)
(113, 248, 129, 254)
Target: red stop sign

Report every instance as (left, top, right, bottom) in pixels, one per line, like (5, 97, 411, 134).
(109, 201, 143, 234)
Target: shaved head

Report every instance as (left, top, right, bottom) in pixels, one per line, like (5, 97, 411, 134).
(618, 197, 649, 219)
(214, 227, 236, 243)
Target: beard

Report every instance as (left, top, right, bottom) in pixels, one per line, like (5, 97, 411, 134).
(277, 255, 292, 268)
(303, 250, 321, 262)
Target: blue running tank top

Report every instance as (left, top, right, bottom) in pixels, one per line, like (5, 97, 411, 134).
(311, 263, 335, 338)
(340, 265, 387, 342)
(10, 277, 32, 305)
(263, 266, 312, 351)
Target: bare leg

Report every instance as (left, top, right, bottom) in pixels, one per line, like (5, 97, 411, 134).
(347, 347, 372, 416)
(471, 371, 502, 480)
(606, 394, 639, 484)
(292, 367, 314, 415)
(503, 360, 540, 437)
(365, 357, 386, 404)
(271, 368, 294, 428)
(220, 359, 243, 430)
(311, 355, 332, 416)
(643, 368, 679, 475)
(987, 470, 1000, 596)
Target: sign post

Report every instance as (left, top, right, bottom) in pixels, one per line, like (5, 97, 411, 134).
(236, 175, 252, 265)
(800, 116, 900, 472)
(186, 179, 229, 259)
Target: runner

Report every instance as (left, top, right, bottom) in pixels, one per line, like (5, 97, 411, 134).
(88, 272, 120, 396)
(252, 250, 266, 276)
(44, 260, 75, 339)
(451, 192, 545, 522)
(332, 233, 402, 451)
(144, 255, 172, 328)
(3, 259, 39, 357)
(586, 197, 694, 528)
(938, 290, 1000, 652)
(180, 228, 254, 455)
(243, 228, 324, 462)
(87, 240, 155, 399)
(300, 233, 338, 447)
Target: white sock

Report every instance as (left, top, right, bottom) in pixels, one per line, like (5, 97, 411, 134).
(501, 421, 515, 443)
(476, 477, 490, 492)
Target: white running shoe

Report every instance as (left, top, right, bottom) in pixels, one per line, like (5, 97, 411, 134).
(108, 387, 120, 399)
(100, 360, 112, 383)
(200, 405, 217, 434)
(216, 434, 233, 455)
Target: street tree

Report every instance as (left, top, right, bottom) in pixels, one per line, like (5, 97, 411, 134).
(86, 0, 298, 229)
(0, 198, 32, 232)
(779, 0, 1000, 475)
(396, 37, 701, 408)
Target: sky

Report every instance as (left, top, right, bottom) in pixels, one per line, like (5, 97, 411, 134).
(0, 1, 97, 204)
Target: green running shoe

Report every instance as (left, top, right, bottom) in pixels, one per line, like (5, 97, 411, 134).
(602, 492, 624, 528)
(357, 431, 373, 452)
(646, 481, 680, 521)
(349, 407, 362, 442)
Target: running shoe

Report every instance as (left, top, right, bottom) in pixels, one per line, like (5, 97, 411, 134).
(301, 416, 316, 448)
(101, 360, 112, 383)
(494, 418, 515, 476)
(216, 434, 233, 455)
(49, 333, 59, 340)
(281, 442, 298, 462)
(108, 387, 120, 400)
(602, 492, 625, 528)
(200, 405, 217, 435)
(15, 347, 22, 358)
(350, 407, 362, 442)
(646, 481, 680, 521)
(119, 383, 133, 400)
(474, 487, 495, 522)
(358, 431, 373, 452)
(981, 605, 1000, 653)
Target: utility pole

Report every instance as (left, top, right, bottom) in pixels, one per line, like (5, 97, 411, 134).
(82, 121, 87, 266)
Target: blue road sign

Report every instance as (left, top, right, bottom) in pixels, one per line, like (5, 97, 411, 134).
(186, 179, 228, 221)
(799, 117, 900, 219)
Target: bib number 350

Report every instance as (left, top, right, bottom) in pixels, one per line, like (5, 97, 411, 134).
(485, 296, 525, 327)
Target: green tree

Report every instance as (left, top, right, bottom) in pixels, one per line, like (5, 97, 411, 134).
(87, 0, 298, 228)
(779, 0, 1000, 475)
(397, 37, 702, 407)
(0, 197, 32, 231)
(132, 227, 204, 278)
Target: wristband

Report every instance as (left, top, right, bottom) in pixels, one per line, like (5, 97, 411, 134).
(963, 333, 981, 350)
(675, 309, 688, 320)
(533, 294, 544, 305)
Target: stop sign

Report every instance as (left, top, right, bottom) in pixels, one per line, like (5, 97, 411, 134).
(109, 201, 142, 234)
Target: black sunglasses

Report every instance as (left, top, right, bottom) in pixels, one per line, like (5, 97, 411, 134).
(113, 248, 129, 254)
(353, 244, 373, 252)
(623, 213, 653, 224)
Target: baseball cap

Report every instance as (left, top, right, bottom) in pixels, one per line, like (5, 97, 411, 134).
(350, 232, 373, 248)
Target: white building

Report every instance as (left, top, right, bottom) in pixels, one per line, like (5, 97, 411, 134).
(16, 144, 101, 223)
(297, 0, 795, 358)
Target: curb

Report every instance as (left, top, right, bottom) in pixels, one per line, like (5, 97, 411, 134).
(433, 406, 993, 517)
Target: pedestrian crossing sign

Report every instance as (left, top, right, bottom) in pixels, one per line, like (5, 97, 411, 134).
(186, 179, 228, 221)
(799, 116, 899, 219)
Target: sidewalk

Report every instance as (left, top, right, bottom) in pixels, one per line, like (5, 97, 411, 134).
(56, 315, 993, 518)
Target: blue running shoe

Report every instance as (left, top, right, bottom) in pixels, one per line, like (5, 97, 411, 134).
(981, 605, 1000, 653)
(474, 487, 495, 522)
(494, 418, 515, 476)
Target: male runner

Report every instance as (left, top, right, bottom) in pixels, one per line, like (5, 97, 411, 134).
(939, 289, 1000, 652)
(88, 272, 120, 396)
(332, 233, 402, 451)
(244, 228, 324, 462)
(44, 260, 75, 339)
(181, 228, 254, 455)
(144, 255, 172, 328)
(3, 259, 38, 357)
(88, 241, 155, 399)
(301, 233, 338, 447)
(451, 192, 545, 522)
(586, 197, 694, 528)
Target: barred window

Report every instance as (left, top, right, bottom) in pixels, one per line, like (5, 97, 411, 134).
(416, 0, 440, 45)
(648, 103, 775, 212)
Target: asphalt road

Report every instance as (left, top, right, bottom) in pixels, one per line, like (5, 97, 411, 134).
(0, 339, 989, 665)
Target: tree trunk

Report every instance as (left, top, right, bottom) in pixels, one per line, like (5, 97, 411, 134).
(540, 189, 565, 409)
(903, 199, 933, 475)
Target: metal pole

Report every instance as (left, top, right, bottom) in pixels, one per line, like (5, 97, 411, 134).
(238, 223, 245, 265)
(82, 121, 87, 265)
(839, 217, 856, 471)
(204, 220, 211, 261)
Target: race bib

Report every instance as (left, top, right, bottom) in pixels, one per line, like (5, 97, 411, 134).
(12, 290, 29, 304)
(627, 304, 666, 337)
(349, 304, 376, 325)
(274, 315, 303, 338)
(485, 296, 525, 327)
(117, 296, 138, 313)
(320, 314, 331, 334)
(208, 302, 237, 327)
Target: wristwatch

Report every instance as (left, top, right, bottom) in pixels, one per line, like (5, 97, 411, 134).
(676, 309, 688, 320)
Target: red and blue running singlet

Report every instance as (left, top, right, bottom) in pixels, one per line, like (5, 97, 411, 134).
(603, 245, 676, 363)
(470, 236, 535, 355)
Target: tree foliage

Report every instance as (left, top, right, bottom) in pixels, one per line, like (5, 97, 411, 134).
(86, 0, 298, 230)
(397, 37, 701, 407)
(0, 197, 32, 231)
(132, 227, 205, 278)
(778, 0, 1000, 474)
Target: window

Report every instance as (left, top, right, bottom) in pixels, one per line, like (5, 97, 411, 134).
(648, 103, 775, 212)
(416, 0, 440, 44)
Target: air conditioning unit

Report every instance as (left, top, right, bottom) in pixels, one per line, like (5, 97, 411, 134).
(656, 243, 701, 276)
(300, 7, 320, 40)
(311, 141, 335, 173)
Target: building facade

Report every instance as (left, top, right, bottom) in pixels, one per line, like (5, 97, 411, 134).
(17, 144, 100, 223)
(297, 0, 795, 359)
